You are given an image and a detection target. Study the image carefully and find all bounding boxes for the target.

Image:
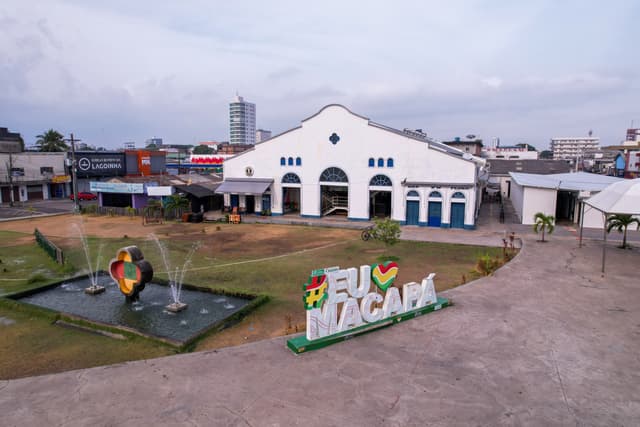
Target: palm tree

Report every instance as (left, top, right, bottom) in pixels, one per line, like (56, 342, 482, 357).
(35, 129, 68, 152)
(533, 212, 555, 242)
(606, 214, 640, 249)
(163, 194, 190, 219)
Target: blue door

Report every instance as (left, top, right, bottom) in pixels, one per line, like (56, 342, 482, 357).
(428, 202, 441, 227)
(230, 195, 239, 208)
(405, 201, 419, 225)
(450, 203, 465, 229)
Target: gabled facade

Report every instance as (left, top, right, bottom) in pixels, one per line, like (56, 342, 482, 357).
(218, 105, 484, 229)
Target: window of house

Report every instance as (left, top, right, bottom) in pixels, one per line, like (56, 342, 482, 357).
(40, 166, 54, 175)
(369, 174, 392, 186)
(429, 191, 442, 198)
(10, 167, 24, 177)
(280, 157, 286, 166)
(368, 158, 375, 167)
(387, 158, 394, 167)
(295, 157, 301, 166)
(288, 157, 293, 166)
(377, 158, 384, 167)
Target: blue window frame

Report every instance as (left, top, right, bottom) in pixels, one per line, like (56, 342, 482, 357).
(429, 191, 442, 198)
(377, 158, 384, 167)
(295, 157, 301, 166)
(368, 158, 375, 167)
(288, 157, 293, 166)
(452, 191, 465, 199)
(387, 158, 394, 167)
(407, 190, 419, 197)
(280, 157, 285, 166)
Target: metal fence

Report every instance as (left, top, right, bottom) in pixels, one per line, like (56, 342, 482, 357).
(34, 228, 65, 265)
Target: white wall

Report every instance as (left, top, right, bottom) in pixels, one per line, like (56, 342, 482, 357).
(223, 105, 479, 226)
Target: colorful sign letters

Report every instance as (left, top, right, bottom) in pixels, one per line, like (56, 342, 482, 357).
(304, 263, 438, 341)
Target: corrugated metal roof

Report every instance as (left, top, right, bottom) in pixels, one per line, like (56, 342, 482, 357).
(509, 172, 622, 191)
(488, 159, 572, 176)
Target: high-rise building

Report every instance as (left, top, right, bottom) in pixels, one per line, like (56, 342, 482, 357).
(229, 95, 256, 145)
(550, 136, 599, 160)
(256, 129, 272, 143)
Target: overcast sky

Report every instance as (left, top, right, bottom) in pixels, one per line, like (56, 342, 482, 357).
(1, 1, 639, 150)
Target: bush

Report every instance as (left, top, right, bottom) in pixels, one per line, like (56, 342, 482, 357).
(476, 254, 501, 276)
(371, 218, 401, 248)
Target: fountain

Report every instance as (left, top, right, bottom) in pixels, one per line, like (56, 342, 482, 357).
(149, 234, 199, 313)
(11, 229, 260, 346)
(72, 223, 105, 295)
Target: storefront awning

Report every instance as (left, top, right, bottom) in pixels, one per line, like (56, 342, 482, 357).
(175, 184, 218, 199)
(215, 178, 273, 195)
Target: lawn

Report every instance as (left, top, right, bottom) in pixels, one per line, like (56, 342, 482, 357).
(0, 217, 505, 379)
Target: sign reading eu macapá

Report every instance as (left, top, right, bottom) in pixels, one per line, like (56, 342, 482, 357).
(301, 262, 441, 343)
(75, 152, 125, 177)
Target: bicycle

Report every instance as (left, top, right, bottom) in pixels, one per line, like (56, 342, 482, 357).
(361, 225, 374, 241)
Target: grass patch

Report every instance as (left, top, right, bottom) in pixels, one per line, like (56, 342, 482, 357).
(0, 222, 506, 378)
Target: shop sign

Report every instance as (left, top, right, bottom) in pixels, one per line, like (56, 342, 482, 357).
(75, 153, 125, 177)
(51, 175, 71, 183)
(90, 181, 144, 194)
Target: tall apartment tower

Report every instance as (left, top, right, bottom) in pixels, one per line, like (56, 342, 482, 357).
(550, 136, 599, 160)
(229, 95, 256, 145)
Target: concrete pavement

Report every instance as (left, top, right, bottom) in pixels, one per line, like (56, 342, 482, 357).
(1, 232, 639, 425)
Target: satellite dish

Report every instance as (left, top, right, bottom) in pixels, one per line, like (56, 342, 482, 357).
(466, 134, 476, 139)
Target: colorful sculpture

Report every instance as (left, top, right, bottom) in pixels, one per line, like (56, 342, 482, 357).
(109, 246, 153, 302)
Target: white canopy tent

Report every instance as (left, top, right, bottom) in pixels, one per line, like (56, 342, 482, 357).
(581, 178, 640, 272)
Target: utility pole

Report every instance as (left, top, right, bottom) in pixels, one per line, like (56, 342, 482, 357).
(67, 133, 80, 213)
(7, 153, 15, 207)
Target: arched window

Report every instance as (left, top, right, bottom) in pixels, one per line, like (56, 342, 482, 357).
(320, 167, 348, 183)
(295, 157, 301, 166)
(407, 190, 419, 197)
(287, 157, 293, 166)
(368, 158, 375, 167)
(452, 191, 465, 199)
(369, 174, 392, 186)
(377, 158, 384, 167)
(282, 173, 301, 184)
(429, 191, 442, 198)
(280, 157, 286, 166)
(387, 158, 394, 167)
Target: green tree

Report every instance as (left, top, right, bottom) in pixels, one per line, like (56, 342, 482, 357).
(192, 144, 214, 154)
(372, 218, 401, 248)
(163, 194, 190, 218)
(606, 214, 640, 249)
(35, 129, 68, 152)
(533, 212, 555, 242)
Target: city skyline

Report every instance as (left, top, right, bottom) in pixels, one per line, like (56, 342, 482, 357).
(1, 1, 639, 150)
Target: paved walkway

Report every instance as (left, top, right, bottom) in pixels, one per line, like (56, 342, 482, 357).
(1, 231, 639, 425)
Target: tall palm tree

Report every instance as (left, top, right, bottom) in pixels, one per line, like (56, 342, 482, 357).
(606, 214, 640, 249)
(533, 212, 555, 242)
(35, 129, 68, 152)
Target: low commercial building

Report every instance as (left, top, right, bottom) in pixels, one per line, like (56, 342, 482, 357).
(508, 171, 622, 228)
(487, 159, 571, 199)
(0, 152, 70, 203)
(217, 104, 486, 228)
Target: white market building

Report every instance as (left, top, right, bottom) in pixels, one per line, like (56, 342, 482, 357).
(217, 105, 486, 229)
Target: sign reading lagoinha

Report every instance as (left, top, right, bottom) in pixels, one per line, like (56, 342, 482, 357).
(287, 262, 450, 353)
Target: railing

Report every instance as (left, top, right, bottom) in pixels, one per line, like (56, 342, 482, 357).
(84, 205, 187, 220)
(321, 195, 348, 216)
(34, 228, 64, 265)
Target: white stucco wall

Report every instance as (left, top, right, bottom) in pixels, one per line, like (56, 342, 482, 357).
(223, 105, 480, 227)
(510, 181, 558, 225)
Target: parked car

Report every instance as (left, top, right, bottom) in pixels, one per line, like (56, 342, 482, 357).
(70, 192, 97, 201)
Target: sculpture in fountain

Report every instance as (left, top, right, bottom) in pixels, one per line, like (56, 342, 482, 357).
(109, 246, 153, 302)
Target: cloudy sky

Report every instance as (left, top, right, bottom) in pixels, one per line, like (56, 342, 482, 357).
(1, 1, 639, 150)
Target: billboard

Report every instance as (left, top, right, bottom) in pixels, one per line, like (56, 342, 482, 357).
(75, 152, 125, 177)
